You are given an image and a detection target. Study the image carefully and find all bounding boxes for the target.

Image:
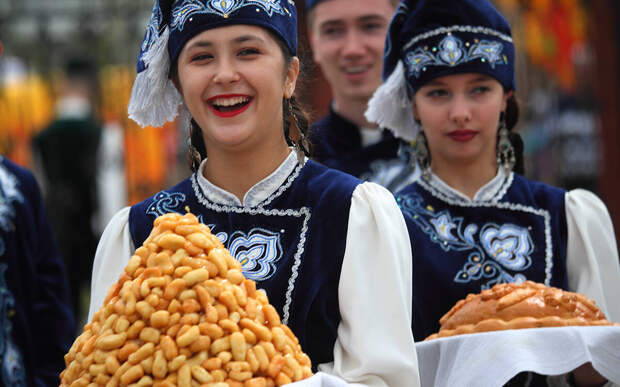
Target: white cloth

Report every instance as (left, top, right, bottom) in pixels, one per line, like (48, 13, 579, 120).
(418, 170, 620, 384)
(416, 326, 620, 387)
(88, 152, 419, 387)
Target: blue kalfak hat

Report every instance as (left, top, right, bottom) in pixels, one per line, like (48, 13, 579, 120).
(366, 0, 515, 141)
(128, 0, 298, 128)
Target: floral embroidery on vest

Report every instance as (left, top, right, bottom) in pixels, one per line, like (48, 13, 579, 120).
(398, 192, 534, 289)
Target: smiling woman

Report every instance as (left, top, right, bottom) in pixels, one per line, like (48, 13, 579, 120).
(87, 1, 420, 386)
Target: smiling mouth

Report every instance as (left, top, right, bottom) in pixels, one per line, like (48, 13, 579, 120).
(207, 95, 252, 117)
(343, 66, 369, 75)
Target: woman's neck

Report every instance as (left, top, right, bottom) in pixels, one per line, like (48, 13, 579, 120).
(431, 158, 498, 200)
(203, 141, 291, 204)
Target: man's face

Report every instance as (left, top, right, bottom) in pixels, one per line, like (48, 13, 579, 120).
(309, 0, 395, 104)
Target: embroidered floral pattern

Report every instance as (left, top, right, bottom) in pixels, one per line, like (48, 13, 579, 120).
(191, 174, 310, 324)
(142, 2, 162, 52)
(405, 34, 507, 78)
(146, 191, 187, 218)
(397, 192, 533, 289)
(171, 0, 287, 31)
(0, 162, 23, 257)
(228, 228, 283, 281)
(0, 159, 27, 386)
(0, 265, 25, 387)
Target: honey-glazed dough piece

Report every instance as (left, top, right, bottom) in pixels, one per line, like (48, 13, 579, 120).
(61, 212, 313, 386)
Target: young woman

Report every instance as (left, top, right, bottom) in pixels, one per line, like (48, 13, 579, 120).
(88, 1, 419, 386)
(366, 0, 620, 385)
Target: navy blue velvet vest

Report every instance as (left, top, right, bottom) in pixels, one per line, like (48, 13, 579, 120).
(396, 173, 569, 341)
(310, 107, 416, 192)
(129, 160, 360, 366)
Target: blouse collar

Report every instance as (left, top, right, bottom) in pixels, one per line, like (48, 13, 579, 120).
(423, 167, 512, 204)
(195, 149, 300, 207)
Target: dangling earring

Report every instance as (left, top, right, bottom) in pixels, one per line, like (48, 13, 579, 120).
(414, 129, 431, 180)
(496, 113, 515, 173)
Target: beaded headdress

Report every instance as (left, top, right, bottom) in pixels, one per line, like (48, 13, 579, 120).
(365, 0, 515, 141)
(128, 0, 298, 128)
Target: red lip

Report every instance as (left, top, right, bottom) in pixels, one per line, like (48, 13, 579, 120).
(448, 129, 477, 142)
(207, 94, 253, 118)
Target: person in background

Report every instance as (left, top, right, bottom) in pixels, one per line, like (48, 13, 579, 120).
(33, 56, 102, 325)
(366, 0, 620, 385)
(88, 1, 419, 386)
(0, 40, 76, 387)
(306, 0, 419, 192)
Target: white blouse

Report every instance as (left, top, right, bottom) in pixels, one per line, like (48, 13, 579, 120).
(423, 169, 620, 322)
(88, 151, 420, 387)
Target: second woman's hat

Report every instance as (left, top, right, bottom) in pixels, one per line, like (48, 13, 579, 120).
(365, 0, 515, 141)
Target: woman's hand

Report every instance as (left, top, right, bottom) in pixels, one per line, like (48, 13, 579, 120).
(571, 362, 607, 387)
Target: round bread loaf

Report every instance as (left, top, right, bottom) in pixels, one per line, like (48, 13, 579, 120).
(425, 281, 617, 341)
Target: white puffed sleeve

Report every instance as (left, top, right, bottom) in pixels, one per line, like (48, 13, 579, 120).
(318, 182, 420, 387)
(565, 189, 620, 322)
(87, 207, 135, 321)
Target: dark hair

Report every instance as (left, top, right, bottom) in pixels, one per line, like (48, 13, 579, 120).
(172, 30, 311, 172)
(504, 94, 525, 175)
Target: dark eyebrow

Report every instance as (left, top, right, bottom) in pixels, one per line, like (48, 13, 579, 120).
(185, 34, 265, 50)
(470, 75, 494, 83)
(319, 14, 386, 29)
(233, 35, 265, 44)
(358, 15, 388, 24)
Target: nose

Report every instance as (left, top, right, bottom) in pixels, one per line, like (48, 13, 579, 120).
(212, 58, 240, 84)
(448, 94, 471, 126)
(342, 30, 365, 58)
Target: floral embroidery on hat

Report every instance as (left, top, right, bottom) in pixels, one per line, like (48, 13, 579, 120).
(170, 0, 287, 31)
(405, 34, 508, 78)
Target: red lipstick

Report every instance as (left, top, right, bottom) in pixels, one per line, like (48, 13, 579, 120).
(207, 94, 252, 118)
(448, 129, 476, 142)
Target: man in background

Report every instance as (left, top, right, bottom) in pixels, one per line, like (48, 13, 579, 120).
(33, 56, 102, 325)
(306, 0, 419, 192)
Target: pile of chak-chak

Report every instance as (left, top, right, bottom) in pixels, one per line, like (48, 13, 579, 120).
(61, 212, 313, 387)
(425, 280, 618, 341)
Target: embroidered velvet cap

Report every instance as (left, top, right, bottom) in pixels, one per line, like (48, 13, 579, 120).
(128, 0, 298, 128)
(365, 0, 515, 141)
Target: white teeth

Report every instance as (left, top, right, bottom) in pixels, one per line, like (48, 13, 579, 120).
(344, 66, 367, 74)
(211, 96, 250, 107)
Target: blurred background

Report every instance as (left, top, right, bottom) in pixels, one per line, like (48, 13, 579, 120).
(1, 0, 619, 326)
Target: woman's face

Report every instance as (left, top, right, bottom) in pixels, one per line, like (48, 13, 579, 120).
(413, 73, 511, 170)
(176, 25, 299, 153)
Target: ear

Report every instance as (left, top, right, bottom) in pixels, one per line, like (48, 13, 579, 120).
(284, 57, 300, 99)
